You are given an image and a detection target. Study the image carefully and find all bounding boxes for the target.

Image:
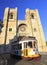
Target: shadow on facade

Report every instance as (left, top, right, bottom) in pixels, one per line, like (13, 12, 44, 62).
(0, 35, 22, 65)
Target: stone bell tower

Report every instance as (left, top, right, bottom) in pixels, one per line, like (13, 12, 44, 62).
(4, 7, 18, 45)
(25, 9, 47, 52)
(0, 7, 18, 45)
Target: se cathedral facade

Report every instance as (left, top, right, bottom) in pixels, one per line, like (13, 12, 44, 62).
(0, 7, 47, 53)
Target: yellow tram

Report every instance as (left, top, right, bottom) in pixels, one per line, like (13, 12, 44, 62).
(11, 37, 40, 60)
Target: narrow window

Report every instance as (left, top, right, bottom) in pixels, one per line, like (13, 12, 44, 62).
(34, 28, 37, 32)
(9, 28, 12, 31)
(31, 13, 34, 19)
(9, 13, 13, 19)
(33, 41, 36, 48)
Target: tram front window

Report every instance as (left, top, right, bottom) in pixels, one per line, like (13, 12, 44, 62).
(24, 42, 27, 48)
(28, 41, 32, 48)
(33, 41, 37, 48)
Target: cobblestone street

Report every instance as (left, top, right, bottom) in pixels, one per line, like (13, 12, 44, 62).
(0, 54, 47, 65)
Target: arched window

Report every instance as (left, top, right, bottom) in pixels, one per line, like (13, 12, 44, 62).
(9, 13, 13, 19)
(31, 13, 34, 19)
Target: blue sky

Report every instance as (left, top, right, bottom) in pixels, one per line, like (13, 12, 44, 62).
(0, 0, 47, 41)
